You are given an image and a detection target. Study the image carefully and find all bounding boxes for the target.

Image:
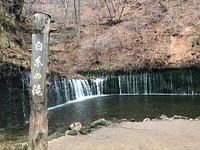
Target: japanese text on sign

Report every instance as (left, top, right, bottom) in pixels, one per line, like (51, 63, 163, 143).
(32, 41, 44, 97)
(32, 84, 43, 96)
(36, 41, 43, 51)
(34, 56, 43, 68)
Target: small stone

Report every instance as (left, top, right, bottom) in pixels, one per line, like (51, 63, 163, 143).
(129, 118, 135, 122)
(159, 114, 169, 120)
(14, 146, 21, 150)
(195, 116, 200, 120)
(65, 130, 78, 136)
(173, 115, 188, 120)
(90, 118, 112, 128)
(79, 127, 91, 135)
(143, 118, 150, 122)
(0, 128, 5, 131)
(118, 119, 128, 123)
(189, 118, 193, 121)
(69, 122, 82, 131)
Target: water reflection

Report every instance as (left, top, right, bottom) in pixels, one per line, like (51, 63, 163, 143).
(48, 95, 200, 132)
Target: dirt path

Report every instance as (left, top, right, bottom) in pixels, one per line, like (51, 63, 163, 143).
(48, 120, 200, 150)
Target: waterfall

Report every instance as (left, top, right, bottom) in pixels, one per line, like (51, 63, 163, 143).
(0, 69, 30, 128)
(118, 76, 122, 94)
(70, 79, 92, 99)
(20, 70, 31, 122)
(93, 78, 105, 95)
(1, 68, 200, 128)
(48, 69, 200, 108)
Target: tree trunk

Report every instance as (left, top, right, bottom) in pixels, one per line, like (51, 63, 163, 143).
(28, 12, 51, 150)
(61, 0, 69, 20)
(73, 0, 81, 47)
(77, 0, 81, 47)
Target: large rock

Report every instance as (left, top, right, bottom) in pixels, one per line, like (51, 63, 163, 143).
(69, 122, 82, 131)
(79, 127, 91, 135)
(90, 118, 112, 128)
(65, 130, 79, 136)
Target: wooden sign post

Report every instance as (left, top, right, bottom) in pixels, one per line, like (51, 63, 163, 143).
(29, 12, 51, 150)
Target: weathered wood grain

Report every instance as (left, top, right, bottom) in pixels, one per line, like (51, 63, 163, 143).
(29, 12, 51, 150)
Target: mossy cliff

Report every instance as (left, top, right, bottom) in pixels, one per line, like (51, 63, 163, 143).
(0, 0, 31, 69)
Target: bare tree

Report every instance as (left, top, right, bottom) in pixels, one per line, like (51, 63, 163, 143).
(73, 0, 81, 47)
(103, 0, 126, 23)
(104, 0, 113, 21)
(60, 0, 81, 48)
(60, 0, 70, 20)
(24, 0, 38, 15)
(77, 0, 81, 47)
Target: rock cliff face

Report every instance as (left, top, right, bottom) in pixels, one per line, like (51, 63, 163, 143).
(0, 0, 31, 68)
(13, 0, 200, 75)
(169, 27, 200, 67)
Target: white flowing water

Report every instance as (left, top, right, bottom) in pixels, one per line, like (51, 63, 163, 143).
(1, 69, 200, 128)
(48, 70, 200, 109)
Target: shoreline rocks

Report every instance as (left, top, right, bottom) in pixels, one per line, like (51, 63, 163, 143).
(143, 118, 151, 122)
(64, 115, 200, 137)
(172, 115, 188, 120)
(69, 122, 82, 131)
(90, 118, 112, 128)
(65, 122, 83, 136)
(159, 114, 169, 120)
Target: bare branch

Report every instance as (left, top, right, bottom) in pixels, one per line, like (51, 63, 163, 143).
(60, 0, 70, 19)
(104, 0, 113, 21)
(103, 0, 126, 23)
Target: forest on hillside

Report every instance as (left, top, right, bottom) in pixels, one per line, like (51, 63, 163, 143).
(1, 0, 200, 76)
(1, 1, 200, 149)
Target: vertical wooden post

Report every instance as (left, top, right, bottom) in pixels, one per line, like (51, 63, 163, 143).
(29, 12, 51, 150)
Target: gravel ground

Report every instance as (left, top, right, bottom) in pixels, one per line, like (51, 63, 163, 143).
(48, 120, 200, 150)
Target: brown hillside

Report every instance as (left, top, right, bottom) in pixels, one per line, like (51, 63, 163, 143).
(42, 0, 200, 76)
(3, 0, 200, 76)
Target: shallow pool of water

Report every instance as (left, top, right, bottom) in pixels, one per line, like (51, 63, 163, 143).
(1, 95, 200, 148)
(48, 95, 200, 132)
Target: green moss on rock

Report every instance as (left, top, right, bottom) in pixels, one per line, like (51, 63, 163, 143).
(90, 118, 112, 128)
